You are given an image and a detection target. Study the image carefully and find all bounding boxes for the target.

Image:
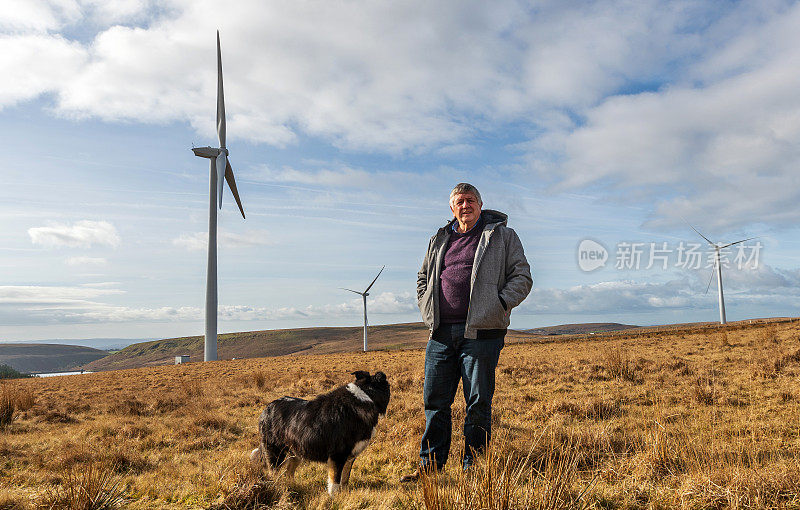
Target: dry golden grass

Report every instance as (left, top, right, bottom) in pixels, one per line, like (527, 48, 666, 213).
(1, 318, 800, 509)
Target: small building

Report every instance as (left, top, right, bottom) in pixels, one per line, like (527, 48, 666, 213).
(175, 355, 190, 364)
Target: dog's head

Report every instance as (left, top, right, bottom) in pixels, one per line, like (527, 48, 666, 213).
(351, 370, 390, 415)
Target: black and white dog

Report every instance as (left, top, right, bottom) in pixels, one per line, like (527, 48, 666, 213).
(251, 371, 390, 494)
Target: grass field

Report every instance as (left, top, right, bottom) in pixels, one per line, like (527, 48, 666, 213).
(1, 318, 800, 509)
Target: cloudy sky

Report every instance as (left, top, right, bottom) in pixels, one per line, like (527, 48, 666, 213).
(2, 0, 799, 343)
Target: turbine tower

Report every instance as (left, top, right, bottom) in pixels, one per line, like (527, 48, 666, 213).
(341, 266, 385, 352)
(192, 31, 246, 361)
(689, 225, 754, 325)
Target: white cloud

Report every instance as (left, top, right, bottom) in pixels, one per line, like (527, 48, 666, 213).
(518, 263, 800, 316)
(3, 1, 799, 232)
(28, 220, 120, 248)
(65, 256, 107, 266)
(0, 0, 81, 32)
(80, 0, 154, 25)
(172, 229, 274, 251)
(520, 279, 694, 315)
(0, 287, 415, 325)
(527, 2, 800, 231)
(0, 285, 123, 304)
(221, 230, 274, 248)
(0, 0, 724, 152)
(0, 0, 160, 33)
(1, 272, 796, 327)
(0, 34, 86, 108)
(171, 232, 205, 251)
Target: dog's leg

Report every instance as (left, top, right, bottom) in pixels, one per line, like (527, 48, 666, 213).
(327, 457, 347, 495)
(280, 456, 301, 479)
(340, 456, 355, 486)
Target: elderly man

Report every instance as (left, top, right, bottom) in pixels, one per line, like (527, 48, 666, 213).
(403, 183, 532, 479)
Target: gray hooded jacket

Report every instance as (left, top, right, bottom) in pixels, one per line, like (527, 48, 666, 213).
(417, 209, 533, 339)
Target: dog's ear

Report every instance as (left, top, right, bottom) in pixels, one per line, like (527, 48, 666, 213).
(352, 370, 370, 381)
(373, 371, 386, 382)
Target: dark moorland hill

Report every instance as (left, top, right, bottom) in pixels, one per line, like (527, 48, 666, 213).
(81, 318, 797, 373)
(0, 343, 108, 373)
(83, 322, 535, 372)
(525, 322, 641, 335)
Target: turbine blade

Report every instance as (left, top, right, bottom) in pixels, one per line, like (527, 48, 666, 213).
(364, 265, 385, 293)
(719, 237, 757, 249)
(224, 159, 245, 219)
(216, 154, 226, 208)
(216, 30, 226, 149)
(687, 223, 715, 246)
(340, 288, 363, 295)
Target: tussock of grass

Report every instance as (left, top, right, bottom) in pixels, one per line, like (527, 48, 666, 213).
(0, 489, 28, 510)
(0, 384, 14, 428)
(600, 346, 642, 383)
(419, 431, 584, 510)
(12, 387, 35, 413)
(250, 370, 269, 391)
(108, 397, 151, 417)
(40, 456, 126, 509)
(207, 465, 291, 510)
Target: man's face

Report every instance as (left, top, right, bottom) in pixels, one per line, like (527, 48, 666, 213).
(450, 192, 482, 227)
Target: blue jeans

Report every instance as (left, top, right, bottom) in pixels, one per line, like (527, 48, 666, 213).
(419, 322, 504, 469)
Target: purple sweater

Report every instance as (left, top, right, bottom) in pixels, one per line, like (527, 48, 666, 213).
(439, 218, 483, 323)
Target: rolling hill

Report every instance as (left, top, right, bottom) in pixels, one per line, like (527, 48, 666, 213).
(82, 322, 535, 372)
(0, 343, 108, 373)
(524, 322, 640, 335)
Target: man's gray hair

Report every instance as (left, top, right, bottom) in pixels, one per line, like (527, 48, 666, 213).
(449, 183, 482, 206)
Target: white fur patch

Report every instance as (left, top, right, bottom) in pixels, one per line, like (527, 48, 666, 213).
(351, 427, 377, 456)
(327, 481, 340, 495)
(346, 383, 373, 403)
(351, 439, 370, 456)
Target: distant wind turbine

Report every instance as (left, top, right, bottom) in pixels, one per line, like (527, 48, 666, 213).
(341, 266, 385, 352)
(191, 31, 246, 361)
(688, 224, 755, 325)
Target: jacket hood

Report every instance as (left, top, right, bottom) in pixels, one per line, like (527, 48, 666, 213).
(442, 209, 508, 232)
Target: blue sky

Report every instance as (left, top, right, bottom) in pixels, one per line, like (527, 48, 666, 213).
(1, 0, 799, 343)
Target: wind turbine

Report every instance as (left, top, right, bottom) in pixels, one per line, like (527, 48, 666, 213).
(191, 31, 246, 361)
(341, 266, 385, 352)
(688, 224, 754, 325)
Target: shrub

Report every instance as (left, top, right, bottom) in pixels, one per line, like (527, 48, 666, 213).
(0, 365, 30, 380)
